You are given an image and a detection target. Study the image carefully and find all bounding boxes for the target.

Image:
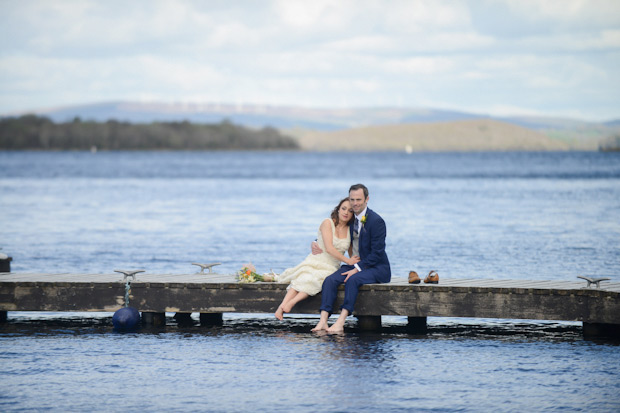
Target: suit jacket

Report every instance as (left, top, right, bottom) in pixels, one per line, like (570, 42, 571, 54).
(350, 208, 391, 279)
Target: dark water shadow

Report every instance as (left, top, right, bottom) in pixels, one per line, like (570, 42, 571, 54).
(2, 313, 618, 346)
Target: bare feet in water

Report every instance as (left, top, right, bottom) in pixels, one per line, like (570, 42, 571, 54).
(326, 317, 346, 333)
(326, 324, 344, 333)
(311, 321, 328, 332)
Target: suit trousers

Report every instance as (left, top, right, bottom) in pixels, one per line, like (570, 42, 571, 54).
(319, 265, 387, 314)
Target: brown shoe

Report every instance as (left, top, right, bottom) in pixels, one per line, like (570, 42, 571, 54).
(408, 270, 421, 284)
(424, 270, 439, 284)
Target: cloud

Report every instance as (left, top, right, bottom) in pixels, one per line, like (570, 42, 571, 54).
(0, 0, 618, 120)
(273, 0, 352, 29)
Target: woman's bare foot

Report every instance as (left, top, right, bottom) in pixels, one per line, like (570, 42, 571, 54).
(275, 306, 284, 320)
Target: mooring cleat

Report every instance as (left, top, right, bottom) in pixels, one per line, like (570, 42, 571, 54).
(114, 269, 145, 281)
(577, 276, 610, 288)
(192, 262, 222, 273)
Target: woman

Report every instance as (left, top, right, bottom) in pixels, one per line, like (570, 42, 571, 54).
(271, 198, 360, 320)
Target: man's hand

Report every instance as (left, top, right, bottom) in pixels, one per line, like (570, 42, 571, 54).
(343, 268, 359, 283)
(311, 241, 323, 255)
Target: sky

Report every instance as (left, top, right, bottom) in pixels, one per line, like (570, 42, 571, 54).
(1, 0, 619, 122)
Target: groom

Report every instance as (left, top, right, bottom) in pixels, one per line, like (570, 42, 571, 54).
(312, 183, 391, 332)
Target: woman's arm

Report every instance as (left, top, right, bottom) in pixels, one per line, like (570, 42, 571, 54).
(320, 219, 359, 266)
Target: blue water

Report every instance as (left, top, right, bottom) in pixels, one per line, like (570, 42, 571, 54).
(1, 151, 620, 412)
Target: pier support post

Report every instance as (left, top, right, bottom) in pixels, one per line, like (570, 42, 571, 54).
(0, 255, 10, 323)
(407, 316, 428, 334)
(583, 322, 620, 339)
(173, 312, 194, 326)
(357, 315, 382, 331)
(0, 256, 11, 273)
(141, 312, 166, 327)
(200, 313, 223, 327)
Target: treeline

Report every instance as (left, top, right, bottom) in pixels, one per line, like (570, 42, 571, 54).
(599, 134, 620, 152)
(0, 115, 299, 150)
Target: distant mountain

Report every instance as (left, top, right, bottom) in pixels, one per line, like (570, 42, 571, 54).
(17, 101, 490, 130)
(295, 119, 570, 152)
(9, 100, 606, 130)
(4, 100, 619, 150)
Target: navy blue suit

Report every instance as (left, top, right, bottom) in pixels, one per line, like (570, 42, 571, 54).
(319, 208, 391, 314)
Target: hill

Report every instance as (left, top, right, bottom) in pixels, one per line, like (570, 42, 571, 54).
(5, 101, 619, 151)
(293, 119, 569, 152)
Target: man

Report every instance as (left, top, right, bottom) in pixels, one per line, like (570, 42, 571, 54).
(311, 183, 391, 332)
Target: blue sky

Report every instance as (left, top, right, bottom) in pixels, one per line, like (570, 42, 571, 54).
(1, 0, 619, 121)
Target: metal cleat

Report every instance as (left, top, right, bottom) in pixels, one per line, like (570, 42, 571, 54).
(192, 263, 222, 273)
(577, 276, 610, 288)
(114, 269, 145, 281)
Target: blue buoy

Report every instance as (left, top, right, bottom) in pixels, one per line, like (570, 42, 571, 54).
(112, 307, 141, 332)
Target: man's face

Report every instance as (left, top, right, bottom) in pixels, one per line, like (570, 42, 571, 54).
(349, 188, 368, 215)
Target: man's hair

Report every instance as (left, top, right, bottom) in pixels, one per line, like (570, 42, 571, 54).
(349, 183, 369, 199)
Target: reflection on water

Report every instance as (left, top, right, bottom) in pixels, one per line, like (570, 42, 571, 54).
(0, 312, 591, 342)
(1, 314, 619, 412)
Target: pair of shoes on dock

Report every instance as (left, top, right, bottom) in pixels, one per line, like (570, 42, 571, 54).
(408, 270, 439, 284)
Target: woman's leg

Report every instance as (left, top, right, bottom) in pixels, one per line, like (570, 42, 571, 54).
(282, 291, 309, 313)
(275, 288, 298, 320)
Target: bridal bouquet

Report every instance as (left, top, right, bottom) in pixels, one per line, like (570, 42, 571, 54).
(237, 263, 265, 283)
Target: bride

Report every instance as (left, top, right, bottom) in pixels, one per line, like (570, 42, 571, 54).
(269, 197, 360, 320)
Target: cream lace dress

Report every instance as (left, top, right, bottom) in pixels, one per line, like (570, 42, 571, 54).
(275, 218, 351, 296)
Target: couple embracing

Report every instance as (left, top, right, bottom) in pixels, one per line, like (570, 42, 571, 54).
(268, 183, 391, 333)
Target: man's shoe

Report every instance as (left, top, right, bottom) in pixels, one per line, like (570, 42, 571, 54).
(408, 270, 421, 284)
(424, 270, 439, 284)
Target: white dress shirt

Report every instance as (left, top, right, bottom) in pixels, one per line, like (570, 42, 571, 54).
(353, 207, 367, 272)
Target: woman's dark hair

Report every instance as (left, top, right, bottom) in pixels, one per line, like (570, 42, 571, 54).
(331, 197, 353, 226)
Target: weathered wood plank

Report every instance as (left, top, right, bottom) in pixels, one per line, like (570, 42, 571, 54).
(2, 273, 616, 290)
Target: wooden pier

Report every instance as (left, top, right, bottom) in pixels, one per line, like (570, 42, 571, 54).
(1, 272, 619, 337)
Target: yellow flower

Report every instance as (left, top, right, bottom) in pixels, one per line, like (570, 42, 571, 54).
(237, 264, 265, 283)
(361, 215, 367, 224)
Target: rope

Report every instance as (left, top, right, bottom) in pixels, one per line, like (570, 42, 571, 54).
(124, 278, 131, 307)
(114, 270, 143, 307)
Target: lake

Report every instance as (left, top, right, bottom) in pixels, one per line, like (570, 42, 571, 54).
(1, 150, 619, 412)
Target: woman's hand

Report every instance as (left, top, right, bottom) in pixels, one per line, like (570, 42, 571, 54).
(311, 241, 323, 255)
(344, 255, 360, 266)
